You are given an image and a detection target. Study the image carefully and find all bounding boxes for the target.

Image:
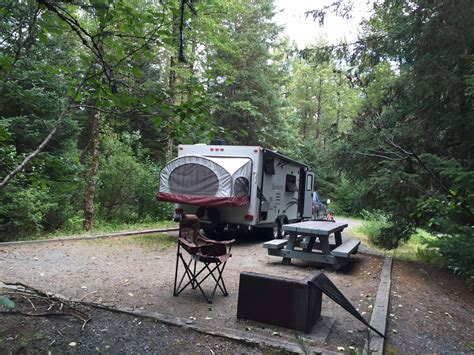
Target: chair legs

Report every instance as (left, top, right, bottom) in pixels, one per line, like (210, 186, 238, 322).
(173, 244, 229, 303)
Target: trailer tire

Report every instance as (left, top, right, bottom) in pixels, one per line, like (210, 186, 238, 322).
(272, 219, 283, 239)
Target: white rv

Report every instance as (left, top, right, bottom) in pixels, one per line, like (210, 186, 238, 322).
(157, 144, 314, 238)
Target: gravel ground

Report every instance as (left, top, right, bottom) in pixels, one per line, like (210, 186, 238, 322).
(1, 223, 472, 353)
(1, 229, 382, 353)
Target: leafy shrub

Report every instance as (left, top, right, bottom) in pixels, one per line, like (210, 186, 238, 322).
(415, 195, 474, 282)
(96, 132, 172, 223)
(0, 178, 82, 241)
(419, 231, 474, 284)
(0, 183, 51, 241)
(330, 176, 369, 216)
(358, 210, 393, 248)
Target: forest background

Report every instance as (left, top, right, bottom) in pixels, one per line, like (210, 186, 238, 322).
(0, 0, 472, 280)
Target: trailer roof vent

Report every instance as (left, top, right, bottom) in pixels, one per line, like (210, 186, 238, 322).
(210, 138, 228, 145)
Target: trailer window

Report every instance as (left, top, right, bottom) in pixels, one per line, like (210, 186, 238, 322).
(234, 177, 250, 196)
(285, 174, 297, 192)
(306, 174, 313, 191)
(264, 158, 275, 175)
(169, 164, 219, 196)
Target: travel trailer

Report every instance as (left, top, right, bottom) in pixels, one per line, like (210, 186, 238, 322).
(157, 143, 315, 238)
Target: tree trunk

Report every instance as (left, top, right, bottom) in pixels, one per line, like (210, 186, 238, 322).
(315, 78, 323, 142)
(166, 12, 179, 162)
(302, 108, 308, 139)
(83, 108, 101, 232)
(166, 55, 177, 162)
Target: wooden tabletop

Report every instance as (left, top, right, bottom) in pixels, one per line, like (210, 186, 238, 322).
(282, 221, 348, 236)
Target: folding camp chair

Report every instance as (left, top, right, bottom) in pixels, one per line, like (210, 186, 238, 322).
(173, 214, 235, 303)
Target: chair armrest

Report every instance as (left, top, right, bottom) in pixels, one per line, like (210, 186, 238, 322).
(214, 239, 236, 245)
(198, 236, 235, 245)
(178, 237, 197, 249)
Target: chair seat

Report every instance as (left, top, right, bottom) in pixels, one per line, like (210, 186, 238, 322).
(194, 252, 232, 263)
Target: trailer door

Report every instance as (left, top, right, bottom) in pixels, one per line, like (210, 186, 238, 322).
(303, 172, 314, 218)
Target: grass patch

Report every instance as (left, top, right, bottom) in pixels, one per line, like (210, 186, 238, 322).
(11, 219, 178, 243)
(353, 225, 436, 261)
(128, 234, 176, 249)
(86, 220, 176, 234)
(91, 233, 176, 250)
(357, 210, 392, 246)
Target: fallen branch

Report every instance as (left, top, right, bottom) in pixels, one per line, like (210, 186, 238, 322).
(1, 282, 91, 328)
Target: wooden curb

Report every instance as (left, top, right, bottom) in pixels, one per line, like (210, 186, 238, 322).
(363, 256, 392, 354)
(0, 227, 179, 247)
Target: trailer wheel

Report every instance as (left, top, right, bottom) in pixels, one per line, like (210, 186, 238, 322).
(272, 219, 283, 239)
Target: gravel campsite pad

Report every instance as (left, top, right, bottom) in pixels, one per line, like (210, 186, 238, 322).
(1, 231, 473, 353)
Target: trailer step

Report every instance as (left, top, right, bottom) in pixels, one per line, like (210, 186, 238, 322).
(331, 238, 361, 258)
(263, 239, 288, 249)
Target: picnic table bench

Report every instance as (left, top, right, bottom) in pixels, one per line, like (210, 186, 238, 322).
(263, 221, 360, 269)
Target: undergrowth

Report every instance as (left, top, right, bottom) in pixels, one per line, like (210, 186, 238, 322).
(128, 234, 176, 249)
(2, 218, 176, 243)
(353, 226, 435, 261)
(92, 233, 176, 250)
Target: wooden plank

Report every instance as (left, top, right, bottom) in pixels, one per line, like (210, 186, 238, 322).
(331, 238, 361, 258)
(363, 257, 392, 355)
(298, 241, 338, 251)
(263, 239, 288, 249)
(283, 221, 348, 236)
(267, 248, 337, 264)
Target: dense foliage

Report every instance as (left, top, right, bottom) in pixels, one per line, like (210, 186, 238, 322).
(0, 0, 472, 280)
(333, 0, 473, 279)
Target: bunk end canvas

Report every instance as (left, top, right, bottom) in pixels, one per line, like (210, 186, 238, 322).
(157, 155, 252, 207)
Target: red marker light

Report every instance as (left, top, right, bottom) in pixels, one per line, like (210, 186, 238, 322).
(244, 214, 254, 221)
(220, 148, 224, 151)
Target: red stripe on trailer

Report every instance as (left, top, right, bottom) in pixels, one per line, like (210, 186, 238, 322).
(156, 192, 250, 207)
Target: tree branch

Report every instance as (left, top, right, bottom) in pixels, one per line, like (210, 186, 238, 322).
(0, 75, 89, 190)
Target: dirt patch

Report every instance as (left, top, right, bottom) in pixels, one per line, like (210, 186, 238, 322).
(0, 297, 264, 354)
(386, 260, 473, 353)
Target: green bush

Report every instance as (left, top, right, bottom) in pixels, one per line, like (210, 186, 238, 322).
(419, 231, 474, 283)
(416, 196, 474, 282)
(0, 183, 51, 241)
(330, 176, 369, 217)
(96, 132, 172, 223)
(358, 210, 393, 247)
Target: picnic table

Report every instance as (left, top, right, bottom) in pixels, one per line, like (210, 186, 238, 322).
(263, 221, 360, 269)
